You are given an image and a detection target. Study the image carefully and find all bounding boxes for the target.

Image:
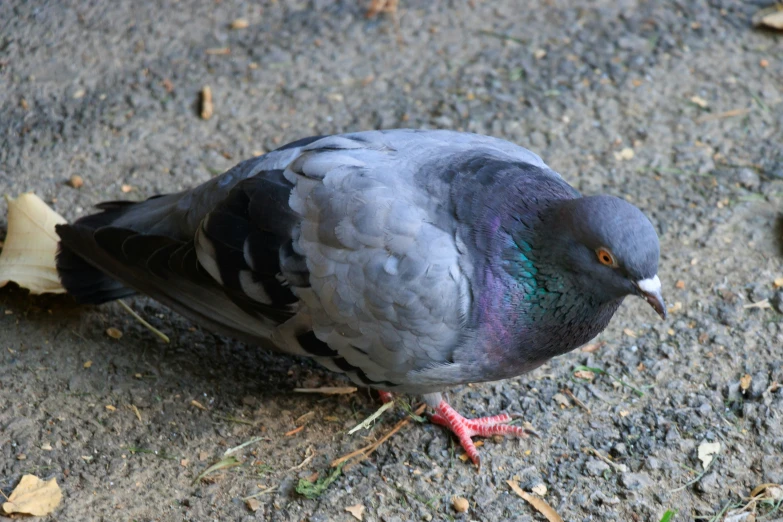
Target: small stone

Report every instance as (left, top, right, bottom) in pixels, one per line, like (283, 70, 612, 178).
(585, 458, 611, 476)
(738, 168, 760, 190)
(68, 175, 84, 188)
(620, 472, 653, 490)
(645, 457, 660, 470)
(451, 496, 469, 513)
(697, 472, 720, 493)
(245, 498, 260, 511)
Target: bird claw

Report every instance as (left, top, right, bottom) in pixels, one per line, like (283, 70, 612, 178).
(430, 400, 532, 468)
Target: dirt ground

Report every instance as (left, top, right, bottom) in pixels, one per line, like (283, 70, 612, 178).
(1, 1, 783, 521)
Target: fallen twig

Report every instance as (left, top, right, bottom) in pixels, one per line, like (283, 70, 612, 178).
(332, 404, 427, 471)
(223, 436, 270, 457)
(117, 300, 170, 343)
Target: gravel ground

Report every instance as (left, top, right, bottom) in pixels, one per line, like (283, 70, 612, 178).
(2, 1, 783, 521)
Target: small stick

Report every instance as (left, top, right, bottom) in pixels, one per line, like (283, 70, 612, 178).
(562, 389, 590, 414)
(223, 436, 270, 457)
(332, 404, 427, 470)
(117, 300, 170, 343)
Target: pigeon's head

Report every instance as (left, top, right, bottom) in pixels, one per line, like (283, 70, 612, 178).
(543, 195, 666, 319)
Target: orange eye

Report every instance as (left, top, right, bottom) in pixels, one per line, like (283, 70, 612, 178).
(596, 247, 617, 267)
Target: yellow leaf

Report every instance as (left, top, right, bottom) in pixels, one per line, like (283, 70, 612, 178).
(345, 504, 366, 520)
(0, 194, 67, 294)
(2, 474, 62, 516)
(698, 441, 720, 470)
(507, 480, 564, 522)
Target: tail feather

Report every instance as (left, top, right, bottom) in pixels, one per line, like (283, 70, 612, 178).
(57, 206, 137, 304)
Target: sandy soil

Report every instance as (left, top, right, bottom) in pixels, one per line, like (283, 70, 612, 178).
(1, 1, 783, 521)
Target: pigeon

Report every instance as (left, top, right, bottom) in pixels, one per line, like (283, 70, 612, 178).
(56, 129, 665, 466)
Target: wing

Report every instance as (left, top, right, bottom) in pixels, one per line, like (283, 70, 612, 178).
(57, 129, 559, 391)
(273, 130, 556, 390)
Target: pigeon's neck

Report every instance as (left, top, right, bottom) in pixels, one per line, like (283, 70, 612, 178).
(467, 202, 623, 379)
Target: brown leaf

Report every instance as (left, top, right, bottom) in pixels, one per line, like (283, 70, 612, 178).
(573, 370, 595, 381)
(2, 475, 62, 516)
(0, 194, 67, 294)
(345, 504, 366, 521)
(740, 374, 752, 392)
(507, 480, 564, 522)
(580, 342, 604, 353)
(191, 400, 208, 411)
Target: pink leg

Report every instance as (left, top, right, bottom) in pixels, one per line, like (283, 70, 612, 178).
(430, 400, 533, 468)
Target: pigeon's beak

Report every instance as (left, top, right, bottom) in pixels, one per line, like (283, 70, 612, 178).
(635, 275, 666, 320)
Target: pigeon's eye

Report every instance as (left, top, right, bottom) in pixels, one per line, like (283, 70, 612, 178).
(596, 247, 618, 267)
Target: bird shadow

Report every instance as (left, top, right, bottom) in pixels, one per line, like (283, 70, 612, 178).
(0, 286, 365, 414)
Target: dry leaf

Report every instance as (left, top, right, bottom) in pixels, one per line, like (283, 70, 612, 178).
(774, 277, 783, 288)
(451, 496, 469, 513)
(623, 328, 637, 337)
(581, 342, 604, 353)
(246, 498, 261, 511)
(698, 441, 720, 469)
(345, 504, 366, 520)
(200, 86, 213, 120)
(740, 374, 752, 392)
(83, 360, 92, 369)
(41, 443, 52, 451)
(573, 370, 595, 380)
(754, 6, 783, 30)
(191, 400, 207, 411)
(106, 327, 123, 339)
(2, 475, 62, 516)
(613, 148, 635, 161)
(0, 194, 67, 294)
(230, 18, 249, 29)
(105, 404, 116, 412)
(676, 280, 686, 289)
(507, 480, 564, 522)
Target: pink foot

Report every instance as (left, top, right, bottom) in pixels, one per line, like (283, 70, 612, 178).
(378, 390, 394, 404)
(430, 400, 533, 468)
